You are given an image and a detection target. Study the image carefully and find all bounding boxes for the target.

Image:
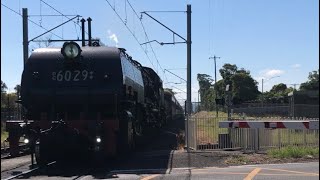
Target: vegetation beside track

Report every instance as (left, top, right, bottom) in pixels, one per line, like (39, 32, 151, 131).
(225, 149, 319, 166)
(1, 121, 8, 143)
(267, 146, 319, 159)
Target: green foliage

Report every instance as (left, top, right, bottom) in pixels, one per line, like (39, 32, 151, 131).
(197, 74, 215, 110)
(1, 80, 7, 93)
(14, 84, 21, 96)
(267, 146, 319, 158)
(197, 64, 260, 107)
(231, 71, 259, 104)
(263, 83, 294, 103)
(1, 121, 8, 143)
(270, 83, 287, 93)
(215, 80, 225, 98)
(219, 64, 260, 104)
(1, 131, 8, 143)
(300, 69, 319, 91)
(219, 63, 237, 81)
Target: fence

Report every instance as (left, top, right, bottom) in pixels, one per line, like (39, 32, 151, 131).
(192, 102, 319, 118)
(187, 114, 319, 152)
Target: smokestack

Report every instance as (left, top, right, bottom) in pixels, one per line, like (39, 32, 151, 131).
(80, 18, 86, 46)
(87, 17, 92, 46)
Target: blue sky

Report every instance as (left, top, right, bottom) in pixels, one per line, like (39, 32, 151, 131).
(1, 0, 319, 104)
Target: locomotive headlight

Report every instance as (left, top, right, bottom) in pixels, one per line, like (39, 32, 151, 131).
(61, 41, 81, 59)
(24, 138, 29, 144)
(96, 137, 101, 143)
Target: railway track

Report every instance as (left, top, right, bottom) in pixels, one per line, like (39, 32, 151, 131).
(2, 160, 98, 180)
(2, 161, 56, 180)
(1, 144, 30, 159)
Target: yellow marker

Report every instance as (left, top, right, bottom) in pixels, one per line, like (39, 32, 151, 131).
(141, 174, 159, 180)
(262, 167, 319, 176)
(244, 168, 261, 180)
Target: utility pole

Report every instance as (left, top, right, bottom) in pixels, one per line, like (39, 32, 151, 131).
(140, 5, 191, 151)
(209, 55, 220, 117)
(187, 4, 192, 115)
(186, 5, 191, 153)
(22, 8, 28, 67)
(288, 84, 300, 91)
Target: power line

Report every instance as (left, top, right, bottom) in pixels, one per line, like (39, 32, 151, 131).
(2, 3, 21, 16)
(28, 14, 79, 17)
(104, 0, 159, 77)
(40, 0, 86, 36)
(165, 68, 187, 70)
(143, 11, 186, 13)
(1, 3, 63, 39)
(126, 0, 165, 76)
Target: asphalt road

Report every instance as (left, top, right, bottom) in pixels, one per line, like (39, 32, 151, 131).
(104, 162, 319, 180)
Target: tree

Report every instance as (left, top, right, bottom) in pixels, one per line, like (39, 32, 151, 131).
(1, 80, 8, 109)
(219, 63, 238, 88)
(197, 74, 214, 110)
(216, 64, 260, 104)
(14, 84, 21, 97)
(270, 83, 287, 93)
(263, 83, 294, 103)
(219, 64, 238, 80)
(300, 70, 319, 91)
(231, 72, 260, 104)
(1, 80, 7, 93)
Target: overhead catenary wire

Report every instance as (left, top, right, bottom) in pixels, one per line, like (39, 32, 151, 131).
(104, 0, 159, 75)
(126, 0, 165, 76)
(40, 0, 87, 36)
(142, 11, 186, 13)
(1, 3, 63, 40)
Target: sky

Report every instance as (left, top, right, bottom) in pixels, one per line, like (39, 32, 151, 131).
(1, 0, 319, 105)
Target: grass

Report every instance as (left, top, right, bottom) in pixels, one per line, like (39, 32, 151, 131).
(1, 131, 8, 143)
(267, 146, 319, 159)
(1, 121, 8, 143)
(225, 155, 250, 165)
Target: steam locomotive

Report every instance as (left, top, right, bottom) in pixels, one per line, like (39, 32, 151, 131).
(6, 40, 183, 164)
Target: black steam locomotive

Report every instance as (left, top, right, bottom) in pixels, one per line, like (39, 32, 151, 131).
(6, 39, 183, 164)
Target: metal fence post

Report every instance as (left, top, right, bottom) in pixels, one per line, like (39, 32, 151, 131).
(243, 129, 247, 153)
(254, 128, 259, 153)
(288, 129, 291, 146)
(303, 130, 307, 146)
(278, 129, 281, 149)
(195, 117, 197, 150)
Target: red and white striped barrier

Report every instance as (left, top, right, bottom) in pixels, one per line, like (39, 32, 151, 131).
(219, 120, 319, 130)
